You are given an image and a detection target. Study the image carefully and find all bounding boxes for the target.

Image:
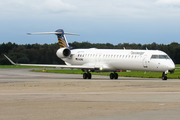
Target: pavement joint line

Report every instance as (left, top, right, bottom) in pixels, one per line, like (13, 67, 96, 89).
(0, 92, 180, 95)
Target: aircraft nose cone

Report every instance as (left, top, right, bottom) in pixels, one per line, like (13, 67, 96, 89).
(168, 62, 175, 71)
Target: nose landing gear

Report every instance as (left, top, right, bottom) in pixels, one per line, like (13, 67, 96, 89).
(162, 72, 167, 80)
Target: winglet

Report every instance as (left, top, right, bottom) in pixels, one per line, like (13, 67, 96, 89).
(4, 55, 16, 65)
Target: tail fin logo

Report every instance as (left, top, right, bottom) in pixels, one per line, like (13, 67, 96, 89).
(58, 36, 68, 48)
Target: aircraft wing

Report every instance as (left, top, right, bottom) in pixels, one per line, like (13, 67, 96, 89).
(4, 55, 95, 69)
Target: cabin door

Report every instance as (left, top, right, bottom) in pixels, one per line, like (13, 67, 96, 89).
(142, 56, 148, 68)
(95, 53, 102, 67)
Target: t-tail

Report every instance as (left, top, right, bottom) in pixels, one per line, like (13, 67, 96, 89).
(27, 29, 79, 50)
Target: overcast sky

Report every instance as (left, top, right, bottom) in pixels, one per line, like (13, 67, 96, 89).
(1, 0, 180, 45)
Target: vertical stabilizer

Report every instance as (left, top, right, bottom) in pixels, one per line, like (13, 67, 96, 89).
(55, 29, 69, 48)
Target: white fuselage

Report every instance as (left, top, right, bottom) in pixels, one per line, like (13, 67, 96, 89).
(61, 49, 175, 72)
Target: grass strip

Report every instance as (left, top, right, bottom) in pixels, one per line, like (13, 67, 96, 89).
(32, 69, 180, 79)
(1, 65, 180, 79)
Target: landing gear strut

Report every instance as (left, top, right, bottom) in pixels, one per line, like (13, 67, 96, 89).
(83, 72, 92, 79)
(162, 72, 167, 80)
(110, 72, 118, 79)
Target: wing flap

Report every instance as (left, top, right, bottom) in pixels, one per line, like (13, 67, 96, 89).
(16, 64, 95, 69)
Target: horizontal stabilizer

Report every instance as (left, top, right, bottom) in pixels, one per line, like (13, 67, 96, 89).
(27, 32, 80, 36)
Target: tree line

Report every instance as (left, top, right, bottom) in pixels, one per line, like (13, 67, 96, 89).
(0, 41, 180, 65)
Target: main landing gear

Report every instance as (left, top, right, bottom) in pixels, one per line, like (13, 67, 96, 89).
(162, 72, 167, 80)
(110, 72, 118, 79)
(83, 72, 92, 79)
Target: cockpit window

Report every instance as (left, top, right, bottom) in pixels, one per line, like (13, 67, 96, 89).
(151, 55, 170, 59)
(159, 55, 170, 59)
(151, 55, 159, 59)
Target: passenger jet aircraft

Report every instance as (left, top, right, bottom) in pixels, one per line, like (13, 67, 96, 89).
(4, 29, 175, 80)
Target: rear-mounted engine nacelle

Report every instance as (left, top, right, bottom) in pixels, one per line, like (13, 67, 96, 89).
(56, 48, 71, 58)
